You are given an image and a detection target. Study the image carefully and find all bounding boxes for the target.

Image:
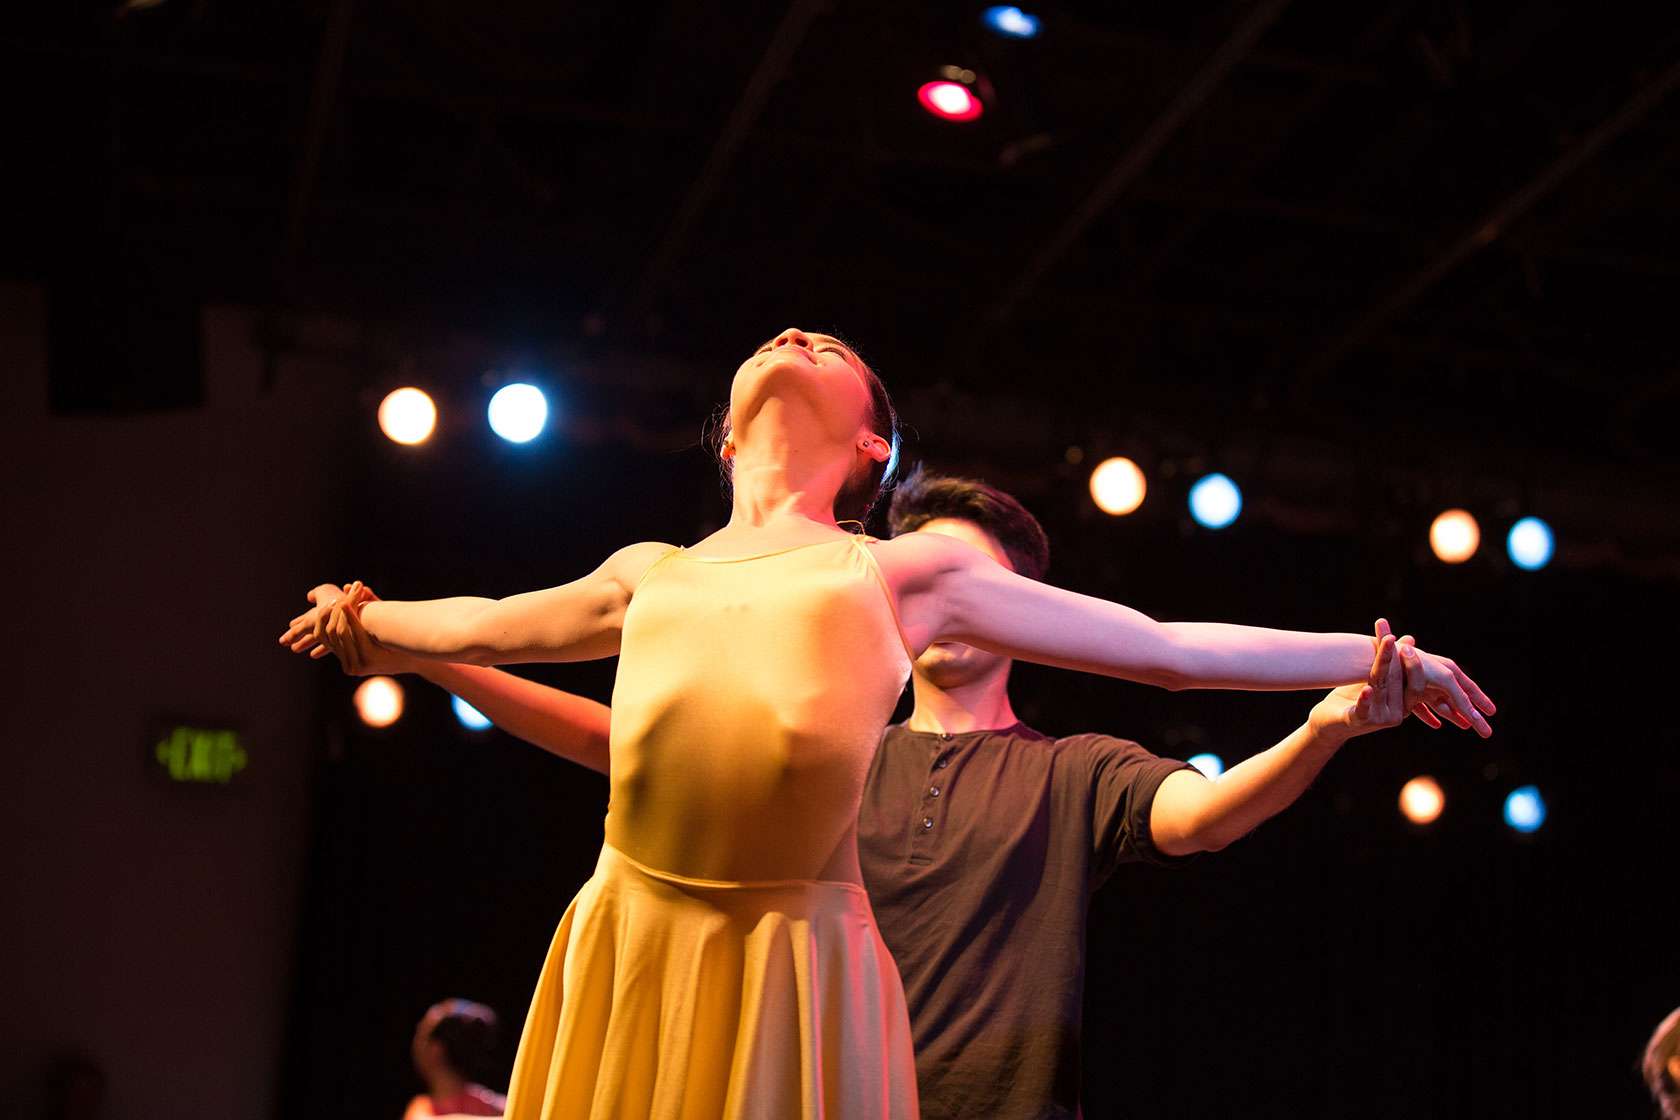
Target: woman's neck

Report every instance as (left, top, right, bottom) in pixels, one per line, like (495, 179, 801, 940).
(726, 478, 842, 529)
(725, 388, 862, 526)
(726, 454, 854, 531)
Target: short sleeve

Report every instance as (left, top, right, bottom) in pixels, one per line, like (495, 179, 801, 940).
(1077, 734, 1200, 882)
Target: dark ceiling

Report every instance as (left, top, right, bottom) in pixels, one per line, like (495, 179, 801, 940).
(6, 0, 1678, 565)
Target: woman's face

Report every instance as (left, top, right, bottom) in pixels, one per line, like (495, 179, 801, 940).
(731, 327, 875, 439)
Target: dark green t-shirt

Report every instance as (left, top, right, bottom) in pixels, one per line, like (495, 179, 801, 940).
(858, 722, 1194, 1120)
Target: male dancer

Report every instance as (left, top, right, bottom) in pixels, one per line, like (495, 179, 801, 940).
(323, 469, 1429, 1119)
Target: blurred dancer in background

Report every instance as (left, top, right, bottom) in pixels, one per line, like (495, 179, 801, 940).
(404, 999, 506, 1120)
(1645, 1006, 1680, 1120)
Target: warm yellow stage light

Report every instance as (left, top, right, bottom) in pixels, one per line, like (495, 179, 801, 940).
(354, 676, 405, 728)
(1398, 775, 1445, 825)
(1429, 508, 1480, 563)
(378, 387, 437, 445)
(1089, 457, 1146, 515)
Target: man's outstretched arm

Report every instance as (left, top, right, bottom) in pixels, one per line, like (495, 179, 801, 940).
(1148, 620, 1425, 857)
(413, 661, 611, 775)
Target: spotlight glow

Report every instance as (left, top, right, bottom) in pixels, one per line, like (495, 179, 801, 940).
(1503, 785, 1546, 833)
(1399, 775, 1444, 825)
(1189, 473, 1242, 529)
(981, 5, 1041, 37)
(1429, 508, 1480, 563)
(488, 383, 549, 444)
(1507, 517, 1554, 571)
(1187, 752, 1225, 780)
(378, 387, 437, 445)
(452, 695, 493, 731)
(1089, 456, 1146, 515)
(353, 676, 404, 728)
(918, 81, 983, 121)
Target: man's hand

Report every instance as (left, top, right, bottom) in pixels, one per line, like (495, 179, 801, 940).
(319, 582, 419, 676)
(1307, 619, 1428, 744)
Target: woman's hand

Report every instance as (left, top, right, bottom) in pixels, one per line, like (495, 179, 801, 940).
(279, 583, 359, 658)
(1395, 637, 1496, 737)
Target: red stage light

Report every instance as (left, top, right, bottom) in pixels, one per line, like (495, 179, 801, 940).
(918, 81, 983, 122)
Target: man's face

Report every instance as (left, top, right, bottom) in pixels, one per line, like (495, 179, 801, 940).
(911, 517, 1015, 687)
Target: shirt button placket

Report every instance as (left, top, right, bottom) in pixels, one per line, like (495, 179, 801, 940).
(915, 736, 953, 845)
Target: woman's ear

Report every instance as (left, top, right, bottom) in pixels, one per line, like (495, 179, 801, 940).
(858, 434, 890, 463)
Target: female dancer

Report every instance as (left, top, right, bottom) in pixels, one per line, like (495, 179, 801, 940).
(283, 327, 1492, 1119)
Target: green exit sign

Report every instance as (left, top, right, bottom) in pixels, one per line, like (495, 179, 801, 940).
(154, 726, 247, 785)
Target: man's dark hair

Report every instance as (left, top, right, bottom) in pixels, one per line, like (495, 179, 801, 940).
(887, 465, 1050, 581)
(429, 1000, 499, 1081)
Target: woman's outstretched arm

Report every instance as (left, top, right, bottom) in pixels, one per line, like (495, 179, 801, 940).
(310, 584, 613, 774)
(279, 540, 674, 666)
(877, 531, 1495, 734)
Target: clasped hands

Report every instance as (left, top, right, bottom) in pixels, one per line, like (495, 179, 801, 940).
(1329, 619, 1494, 739)
(279, 581, 406, 676)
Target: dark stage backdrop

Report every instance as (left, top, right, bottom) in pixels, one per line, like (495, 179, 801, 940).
(278, 395, 1680, 1120)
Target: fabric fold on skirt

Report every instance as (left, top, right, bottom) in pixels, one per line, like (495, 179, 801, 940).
(503, 843, 919, 1120)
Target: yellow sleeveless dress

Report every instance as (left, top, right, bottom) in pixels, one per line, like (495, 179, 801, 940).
(502, 536, 919, 1120)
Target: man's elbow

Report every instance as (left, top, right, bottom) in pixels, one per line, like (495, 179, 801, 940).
(1189, 827, 1235, 853)
(1158, 822, 1231, 857)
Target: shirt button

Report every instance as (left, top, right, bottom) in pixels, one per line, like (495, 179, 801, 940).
(922, 817, 934, 829)
(936, 757, 949, 769)
(941, 733, 953, 740)
(929, 786, 941, 797)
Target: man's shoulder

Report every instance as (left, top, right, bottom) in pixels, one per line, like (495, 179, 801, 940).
(1053, 729, 1150, 755)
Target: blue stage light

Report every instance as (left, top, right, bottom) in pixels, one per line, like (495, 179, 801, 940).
(452, 695, 493, 731)
(982, 6, 1041, 38)
(488, 383, 549, 443)
(1187, 752, 1224, 780)
(1503, 785, 1546, 833)
(1507, 517, 1554, 571)
(1189, 473, 1242, 528)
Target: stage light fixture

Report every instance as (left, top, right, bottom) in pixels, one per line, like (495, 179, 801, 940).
(354, 676, 404, 728)
(1503, 785, 1546, 833)
(378, 387, 437, 445)
(452, 695, 493, 731)
(488, 383, 550, 444)
(1429, 508, 1479, 563)
(1187, 752, 1225, 780)
(1399, 775, 1444, 825)
(1189, 473, 1241, 528)
(1089, 456, 1146, 515)
(981, 5, 1041, 38)
(918, 67, 983, 121)
(1507, 517, 1554, 570)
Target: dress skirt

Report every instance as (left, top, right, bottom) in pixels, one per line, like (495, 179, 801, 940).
(502, 844, 919, 1120)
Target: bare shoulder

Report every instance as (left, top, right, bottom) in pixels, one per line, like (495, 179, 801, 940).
(867, 532, 989, 591)
(601, 540, 680, 592)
